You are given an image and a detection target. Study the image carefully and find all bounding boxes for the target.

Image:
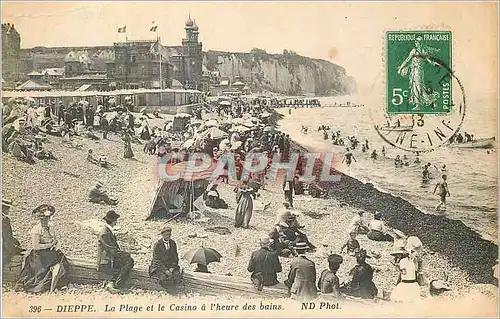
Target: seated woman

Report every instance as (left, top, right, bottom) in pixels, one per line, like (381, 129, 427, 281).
(367, 212, 394, 242)
(203, 184, 228, 209)
(340, 249, 378, 299)
(16, 205, 69, 293)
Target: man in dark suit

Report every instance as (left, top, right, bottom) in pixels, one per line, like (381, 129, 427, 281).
(284, 242, 317, 300)
(247, 236, 282, 291)
(149, 226, 181, 289)
(97, 210, 134, 294)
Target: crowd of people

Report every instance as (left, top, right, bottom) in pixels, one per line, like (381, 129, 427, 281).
(1, 95, 495, 304)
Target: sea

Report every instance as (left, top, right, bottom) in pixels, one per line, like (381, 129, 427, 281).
(279, 95, 498, 242)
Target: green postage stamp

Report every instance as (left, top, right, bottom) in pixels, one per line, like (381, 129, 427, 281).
(386, 31, 452, 114)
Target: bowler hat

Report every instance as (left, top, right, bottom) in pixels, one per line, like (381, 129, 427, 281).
(103, 210, 120, 223)
(159, 226, 172, 234)
(327, 254, 343, 265)
(32, 204, 55, 218)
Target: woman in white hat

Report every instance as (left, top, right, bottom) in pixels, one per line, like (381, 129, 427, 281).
(405, 236, 425, 286)
(390, 242, 421, 303)
(16, 205, 69, 293)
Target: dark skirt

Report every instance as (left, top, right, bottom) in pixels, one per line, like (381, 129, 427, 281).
(15, 249, 69, 293)
(367, 230, 394, 242)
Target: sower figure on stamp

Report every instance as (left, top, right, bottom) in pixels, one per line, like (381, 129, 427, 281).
(397, 36, 441, 111)
(149, 226, 182, 292)
(247, 235, 282, 291)
(97, 210, 135, 294)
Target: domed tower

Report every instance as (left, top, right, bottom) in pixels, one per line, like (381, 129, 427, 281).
(181, 15, 203, 89)
(2, 23, 21, 84)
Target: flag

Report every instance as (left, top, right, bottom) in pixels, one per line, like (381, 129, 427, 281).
(150, 25, 158, 32)
(149, 39, 160, 55)
(117, 26, 126, 33)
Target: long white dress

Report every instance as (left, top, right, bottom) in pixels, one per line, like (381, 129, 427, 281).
(391, 256, 421, 303)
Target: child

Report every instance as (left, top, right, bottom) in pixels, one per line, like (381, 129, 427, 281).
(340, 232, 360, 256)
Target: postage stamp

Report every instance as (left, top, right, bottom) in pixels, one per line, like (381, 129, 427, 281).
(386, 31, 452, 114)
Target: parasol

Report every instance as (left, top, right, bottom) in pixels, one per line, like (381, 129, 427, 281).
(231, 118, 245, 125)
(203, 126, 228, 139)
(219, 101, 231, 106)
(230, 125, 250, 133)
(205, 119, 219, 127)
(175, 113, 192, 118)
(182, 138, 196, 149)
(260, 111, 271, 118)
(183, 246, 222, 266)
(230, 140, 243, 150)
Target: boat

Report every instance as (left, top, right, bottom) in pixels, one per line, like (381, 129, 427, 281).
(377, 125, 414, 132)
(451, 137, 496, 149)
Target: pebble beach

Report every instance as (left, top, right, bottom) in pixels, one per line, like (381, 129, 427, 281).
(2, 111, 498, 316)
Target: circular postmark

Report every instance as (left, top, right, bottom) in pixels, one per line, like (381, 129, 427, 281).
(372, 31, 466, 153)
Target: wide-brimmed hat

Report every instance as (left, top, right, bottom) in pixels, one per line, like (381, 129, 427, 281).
(103, 210, 120, 223)
(390, 241, 409, 256)
(327, 254, 343, 265)
(159, 226, 172, 235)
(295, 242, 310, 251)
(405, 236, 423, 252)
(32, 204, 55, 218)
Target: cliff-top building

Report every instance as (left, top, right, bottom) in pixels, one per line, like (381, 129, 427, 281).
(4, 16, 205, 92)
(169, 16, 205, 91)
(2, 23, 22, 88)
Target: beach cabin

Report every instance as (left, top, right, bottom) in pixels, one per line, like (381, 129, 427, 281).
(172, 113, 192, 132)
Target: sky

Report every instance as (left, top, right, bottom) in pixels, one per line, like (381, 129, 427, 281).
(1, 1, 498, 106)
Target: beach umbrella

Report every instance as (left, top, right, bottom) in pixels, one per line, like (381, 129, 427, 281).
(204, 126, 228, 139)
(183, 246, 222, 266)
(205, 119, 219, 127)
(230, 141, 243, 150)
(260, 111, 271, 118)
(230, 125, 251, 133)
(166, 161, 214, 180)
(231, 118, 245, 125)
(182, 138, 196, 149)
(242, 121, 254, 128)
(175, 113, 192, 118)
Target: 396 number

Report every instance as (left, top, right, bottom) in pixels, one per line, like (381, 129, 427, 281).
(29, 306, 42, 313)
(391, 88, 408, 106)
